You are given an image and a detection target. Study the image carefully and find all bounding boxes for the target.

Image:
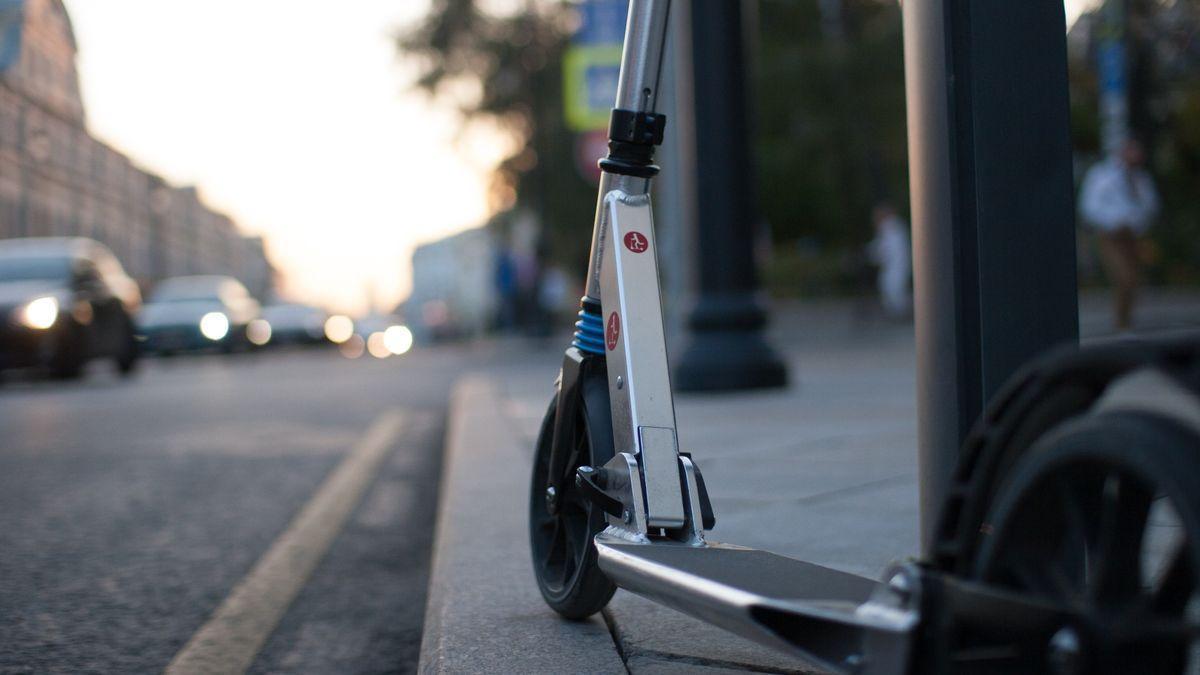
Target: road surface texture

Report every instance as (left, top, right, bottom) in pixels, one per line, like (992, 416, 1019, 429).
(0, 342, 556, 674)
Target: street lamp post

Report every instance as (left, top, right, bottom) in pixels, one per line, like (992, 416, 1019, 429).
(673, 1, 787, 393)
(903, 0, 1079, 553)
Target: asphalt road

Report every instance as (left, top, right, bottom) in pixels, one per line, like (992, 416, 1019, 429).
(0, 342, 549, 674)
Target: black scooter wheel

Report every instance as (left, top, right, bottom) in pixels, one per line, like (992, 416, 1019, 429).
(966, 411, 1200, 674)
(528, 374, 617, 619)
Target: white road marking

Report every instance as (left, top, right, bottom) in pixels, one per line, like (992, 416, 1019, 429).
(165, 410, 407, 675)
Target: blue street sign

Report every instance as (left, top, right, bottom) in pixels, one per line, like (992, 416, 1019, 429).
(563, 0, 628, 132)
(575, 0, 628, 46)
(585, 62, 621, 110)
(0, 0, 23, 73)
(1099, 42, 1126, 96)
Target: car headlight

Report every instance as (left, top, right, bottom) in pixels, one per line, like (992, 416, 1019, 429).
(20, 296, 59, 330)
(383, 325, 413, 355)
(247, 319, 272, 346)
(324, 315, 354, 344)
(199, 312, 230, 341)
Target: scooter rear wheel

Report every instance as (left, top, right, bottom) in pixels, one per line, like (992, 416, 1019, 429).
(528, 374, 617, 619)
(967, 411, 1200, 673)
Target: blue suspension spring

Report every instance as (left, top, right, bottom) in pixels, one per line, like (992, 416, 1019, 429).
(572, 307, 605, 355)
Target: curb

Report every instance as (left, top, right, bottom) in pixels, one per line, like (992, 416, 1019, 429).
(417, 375, 627, 674)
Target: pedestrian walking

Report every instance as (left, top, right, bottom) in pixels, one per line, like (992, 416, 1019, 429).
(1079, 139, 1160, 330)
(867, 203, 912, 319)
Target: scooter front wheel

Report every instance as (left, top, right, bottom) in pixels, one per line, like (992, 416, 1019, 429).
(528, 374, 617, 619)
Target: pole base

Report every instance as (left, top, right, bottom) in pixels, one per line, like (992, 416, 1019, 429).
(673, 296, 788, 392)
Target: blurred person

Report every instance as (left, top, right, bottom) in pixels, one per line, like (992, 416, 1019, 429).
(1079, 139, 1160, 331)
(493, 247, 518, 331)
(867, 203, 912, 319)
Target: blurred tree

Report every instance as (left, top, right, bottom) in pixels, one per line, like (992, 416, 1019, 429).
(754, 0, 909, 296)
(397, 0, 597, 274)
(400, 0, 1200, 298)
(400, 0, 912, 297)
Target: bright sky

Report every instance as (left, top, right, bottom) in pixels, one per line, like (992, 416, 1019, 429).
(63, 0, 511, 316)
(1066, 0, 1100, 25)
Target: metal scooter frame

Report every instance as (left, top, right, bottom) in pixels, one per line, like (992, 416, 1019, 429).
(552, 1, 1197, 674)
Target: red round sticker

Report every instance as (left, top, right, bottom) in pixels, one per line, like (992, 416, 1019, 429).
(623, 231, 649, 254)
(605, 312, 620, 351)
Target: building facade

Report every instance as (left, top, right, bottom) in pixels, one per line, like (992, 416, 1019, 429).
(0, 0, 274, 296)
(406, 227, 495, 341)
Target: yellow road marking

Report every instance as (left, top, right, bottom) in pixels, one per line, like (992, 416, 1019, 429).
(165, 410, 406, 675)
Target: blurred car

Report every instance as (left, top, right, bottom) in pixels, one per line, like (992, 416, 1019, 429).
(138, 275, 260, 354)
(346, 313, 414, 360)
(259, 303, 329, 346)
(0, 237, 142, 378)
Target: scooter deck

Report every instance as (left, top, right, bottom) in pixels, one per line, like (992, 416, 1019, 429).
(596, 535, 915, 673)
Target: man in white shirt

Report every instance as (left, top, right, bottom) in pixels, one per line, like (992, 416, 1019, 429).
(868, 203, 912, 319)
(1079, 139, 1160, 330)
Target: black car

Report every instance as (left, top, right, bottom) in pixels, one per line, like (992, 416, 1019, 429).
(0, 237, 142, 378)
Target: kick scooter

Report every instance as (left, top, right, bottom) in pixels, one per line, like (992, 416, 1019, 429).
(529, 1, 1200, 672)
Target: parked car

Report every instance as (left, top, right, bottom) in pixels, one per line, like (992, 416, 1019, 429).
(259, 303, 329, 346)
(0, 237, 141, 378)
(138, 276, 260, 354)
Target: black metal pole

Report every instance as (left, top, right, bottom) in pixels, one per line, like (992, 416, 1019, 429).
(903, 0, 1080, 554)
(673, 1, 787, 393)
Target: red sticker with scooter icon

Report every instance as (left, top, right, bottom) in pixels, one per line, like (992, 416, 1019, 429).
(623, 231, 649, 253)
(606, 312, 620, 351)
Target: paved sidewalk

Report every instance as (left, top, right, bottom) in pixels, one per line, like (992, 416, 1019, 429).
(419, 290, 1200, 673)
(420, 317, 918, 673)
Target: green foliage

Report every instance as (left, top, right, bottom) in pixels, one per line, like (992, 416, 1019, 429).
(397, 0, 598, 270)
(398, 0, 910, 289)
(762, 246, 869, 298)
(755, 0, 909, 260)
